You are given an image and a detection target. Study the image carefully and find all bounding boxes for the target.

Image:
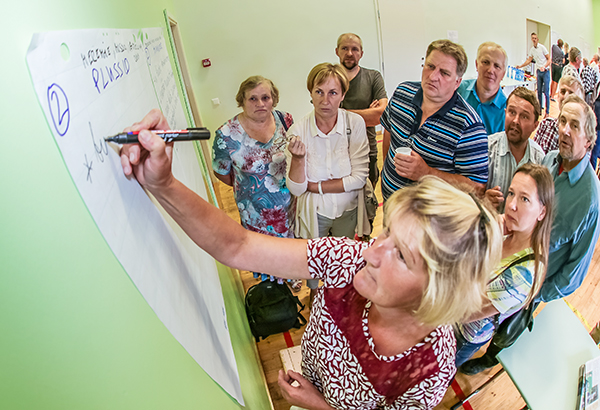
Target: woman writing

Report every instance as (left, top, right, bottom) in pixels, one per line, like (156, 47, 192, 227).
(212, 76, 296, 283)
(455, 164, 554, 371)
(120, 108, 502, 409)
(286, 63, 369, 294)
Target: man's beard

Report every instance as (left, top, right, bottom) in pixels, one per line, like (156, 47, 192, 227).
(343, 60, 357, 70)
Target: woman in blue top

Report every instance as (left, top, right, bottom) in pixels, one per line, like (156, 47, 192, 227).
(455, 163, 554, 368)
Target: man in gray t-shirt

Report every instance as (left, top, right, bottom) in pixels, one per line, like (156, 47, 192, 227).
(336, 33, 388, 186)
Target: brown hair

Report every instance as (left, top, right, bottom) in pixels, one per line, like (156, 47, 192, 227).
(336, 33, 363, 50)
(306, 63, 349, 95)
(512, 164, 555, 304)
(569, 47, 582, 63)
(426, 40, 468, 77)
(507, 87, 541, 120)
(235, 76, 279, 108)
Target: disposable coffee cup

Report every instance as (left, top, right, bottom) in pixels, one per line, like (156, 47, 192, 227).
(395, 147, 412, 156)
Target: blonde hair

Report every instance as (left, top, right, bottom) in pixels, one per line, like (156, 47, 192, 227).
(235, 76, 279, 108)
(306, 63, 349, 95)
(558, 75, 584, 98)
(383, 177, 502, 326)
(477, 41, 508, 68)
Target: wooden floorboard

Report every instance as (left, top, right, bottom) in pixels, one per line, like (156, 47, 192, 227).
(215, 99, 600, 409)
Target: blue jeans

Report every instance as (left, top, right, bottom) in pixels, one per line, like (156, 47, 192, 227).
(454, 328, 488, 368)
(537, 69, 550, 115)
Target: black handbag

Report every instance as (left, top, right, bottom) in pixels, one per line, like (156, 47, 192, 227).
(490, 253, 536, 349)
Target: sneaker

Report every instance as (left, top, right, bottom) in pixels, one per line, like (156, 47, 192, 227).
(459, 355, 498, 375)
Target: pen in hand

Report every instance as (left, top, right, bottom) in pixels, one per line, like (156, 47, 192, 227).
(105, 127, 211, 144)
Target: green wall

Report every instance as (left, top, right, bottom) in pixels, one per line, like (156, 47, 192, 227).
(0, 1, 270, 409)
(594, 0, 600, 50)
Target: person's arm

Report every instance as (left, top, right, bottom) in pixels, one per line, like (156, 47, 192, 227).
(213, 171, 233, 186)
(345, 71, 388, 127)
(540, 212, 600, 301)
(120, 109, 312, 280)
(516, 56, 534, 69)
(211, 128, 234, 186)
(382, 129, 391, 164)
(286, 135, 308, 196)
(393, 153, 486, 195)
(346, 98, 388, 127)
(542, 52, 551, 70)
(393, 121, 488, 195)
(339, 114, 369, 192)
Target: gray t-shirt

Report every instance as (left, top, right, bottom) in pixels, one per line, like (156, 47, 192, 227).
(552, 44, 564, 65)
(341, 67, 387, 157)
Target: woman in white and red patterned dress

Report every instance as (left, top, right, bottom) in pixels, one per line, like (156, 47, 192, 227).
(120, 110, 503, 410)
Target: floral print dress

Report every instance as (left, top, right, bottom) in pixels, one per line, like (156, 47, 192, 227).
(212, 111, 296, 240)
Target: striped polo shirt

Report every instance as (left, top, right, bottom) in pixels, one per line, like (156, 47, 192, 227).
(380, 81, 489, 201)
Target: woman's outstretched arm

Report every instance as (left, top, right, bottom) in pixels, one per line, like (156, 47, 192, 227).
(120, 109, 311, 280)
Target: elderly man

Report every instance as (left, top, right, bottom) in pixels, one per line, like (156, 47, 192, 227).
(562, 47, 582, 81)
(485, 87, 545, 212)
(461, 94, 600, 375)
(336, 33, 388, 186)
(516, 33, 551, 117)
(458, 41, 508, 134)
(380, 39, 488, 201)
(534, 75, 585, 153)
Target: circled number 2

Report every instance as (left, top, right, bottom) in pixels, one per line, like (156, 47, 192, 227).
(47, 83, 70, 136)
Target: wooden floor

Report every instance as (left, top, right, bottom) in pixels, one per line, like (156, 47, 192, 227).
(215, 100, 600, 410)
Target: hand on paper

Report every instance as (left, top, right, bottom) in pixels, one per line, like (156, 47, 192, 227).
(120, 109, 174, 192)
(278, 370, 333, 410)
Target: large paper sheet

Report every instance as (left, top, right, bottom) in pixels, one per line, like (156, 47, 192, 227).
(26, 28, 242, 404)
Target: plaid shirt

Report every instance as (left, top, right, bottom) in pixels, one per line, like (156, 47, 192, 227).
(534, 117, 558, 154)
(581, 65, 599, 94)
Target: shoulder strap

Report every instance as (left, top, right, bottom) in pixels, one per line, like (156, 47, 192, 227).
(275, 110, 289, 131)
(490, 252, 535, 327)
(488, 252, 535, 285)
(506, 252, 535, 269)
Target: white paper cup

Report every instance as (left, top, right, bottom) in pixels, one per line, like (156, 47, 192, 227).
(395, 147, 412, 156)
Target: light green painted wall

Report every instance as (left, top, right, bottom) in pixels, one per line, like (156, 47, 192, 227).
(0, 1, 270, 409)
(594, 0, 600, 51)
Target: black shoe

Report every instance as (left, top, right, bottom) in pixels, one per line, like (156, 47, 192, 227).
(459, 355, 498, 375)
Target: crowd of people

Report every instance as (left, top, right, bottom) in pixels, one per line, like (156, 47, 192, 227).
(118, 32, 600, 410)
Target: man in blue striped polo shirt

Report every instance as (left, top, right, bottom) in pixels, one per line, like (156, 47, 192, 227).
(381, 40, 489, 201)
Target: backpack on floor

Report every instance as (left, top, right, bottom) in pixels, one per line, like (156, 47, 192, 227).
(245, 280, 307, 342)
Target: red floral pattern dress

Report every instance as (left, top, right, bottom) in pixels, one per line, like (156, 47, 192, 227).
(302, 237, 456, 409)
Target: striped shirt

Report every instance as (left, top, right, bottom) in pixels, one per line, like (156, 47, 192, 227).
(380, 81, 488, 201)
(487, 131, 545, 212)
